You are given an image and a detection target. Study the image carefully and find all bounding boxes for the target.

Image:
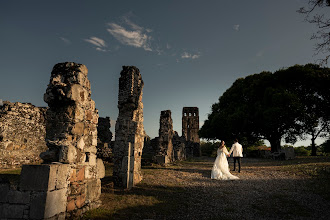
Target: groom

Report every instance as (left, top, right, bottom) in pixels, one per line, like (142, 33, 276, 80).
(229, 139, 243, 172)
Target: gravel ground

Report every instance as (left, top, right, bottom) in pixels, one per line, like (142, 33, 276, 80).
(95, 157, 330, 220)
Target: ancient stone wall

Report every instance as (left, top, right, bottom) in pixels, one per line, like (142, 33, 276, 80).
(154, 110, 174, 164)
(97, 116, 113, 161)
(113, 66, 145, 188)
(0, 101, 47, 168)
(0, 62, 105, 219)
(172, 131, 186, 161)
(182, 107, 201, 157)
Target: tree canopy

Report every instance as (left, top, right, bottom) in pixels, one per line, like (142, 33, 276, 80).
(199, 64, 330, 153)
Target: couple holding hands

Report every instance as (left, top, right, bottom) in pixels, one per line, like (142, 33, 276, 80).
(211, 139, 243, 180)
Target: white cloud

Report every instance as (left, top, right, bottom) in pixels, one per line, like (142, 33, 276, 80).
(84, 37, 108, 52)
(59, 37, 71, 44)
(84, 37, 106, 47)
(106, 18, 152, 51)
(181, 52, 200, 59)
(233, 24, 240, 31)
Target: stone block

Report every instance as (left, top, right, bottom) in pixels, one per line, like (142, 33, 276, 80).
(88, 153, 97, 166)
(29, 192, 47, 219)
(72, 122, 85, 135)
(20, 165, 51, 191)
(96, 158, 105, 179)
(1, 203, 26, 219)
(59, 145, 77, 163)
(67, 198, 76, 211)
(44, 188, 67, 218)
(77, 137, 85, 150)
(55, 164, 70, 189)
(76, 167, 85, 182)
(86, 179, 101, 201)
(85, 165, 96, 179)
(75, 194, 86, 208)
(0, 183, 10, 203)
(20, 164, 70, 192)
(8, 190, 30, 204)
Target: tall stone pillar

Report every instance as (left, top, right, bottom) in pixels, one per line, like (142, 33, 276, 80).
(25, 62, 104, 218)
(154, 110, 174, 164)
(113, 66, 145, 188)
(182, 107, 201, 157)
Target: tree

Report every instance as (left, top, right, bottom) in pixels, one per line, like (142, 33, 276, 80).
(298, 0, 330, 66)
(276, 64, 330, 155)
(200, 71, 301, 152)
(200, 64, 330, 153)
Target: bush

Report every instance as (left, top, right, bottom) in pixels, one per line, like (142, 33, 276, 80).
(294, 146, 311, 156)
(200, 141, 219, 157)
(320, 139, 330, 156)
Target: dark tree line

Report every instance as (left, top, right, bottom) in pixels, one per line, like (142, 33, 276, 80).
(199, 64, 330, 155)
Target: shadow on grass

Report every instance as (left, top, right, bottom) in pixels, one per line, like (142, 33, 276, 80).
(84, 177, 327, 220)
(84, 158, 330, 220)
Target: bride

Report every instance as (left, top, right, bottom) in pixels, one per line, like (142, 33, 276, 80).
(211, 140, 239, 180)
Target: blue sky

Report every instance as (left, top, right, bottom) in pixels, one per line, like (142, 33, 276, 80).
(0, 1, 326, 146)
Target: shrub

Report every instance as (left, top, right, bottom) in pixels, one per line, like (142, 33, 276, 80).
(200, 141, 219, 157)
(294, 146, 311, 156)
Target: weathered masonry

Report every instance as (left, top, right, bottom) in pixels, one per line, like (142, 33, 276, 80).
(97, 117, 113, 161)
(154, 110, 174, 165)
(113, 66, 145, 189)
(182, 107, 201, 157)
(0, 101, 47, 168)
(0, 62, 105, 219)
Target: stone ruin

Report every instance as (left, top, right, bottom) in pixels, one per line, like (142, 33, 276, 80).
(113, 66, 145, 189)
(97, 117, 113, 162)
(154, 110, 174, 165)
(0, 62, 105, 219)
(182, 107, 201, 157)
(172, 131, 186, 161)
(0, 101, 47, 168)
(143, 109, 187, 165)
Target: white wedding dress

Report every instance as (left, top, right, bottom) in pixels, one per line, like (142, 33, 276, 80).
(211, 147, 239, 180)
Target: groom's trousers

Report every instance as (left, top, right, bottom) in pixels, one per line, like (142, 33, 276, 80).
(233, 157, 241, 172)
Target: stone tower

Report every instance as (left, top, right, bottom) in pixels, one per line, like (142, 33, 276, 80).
(182, 107, 201, 157)
(155, 110, 174, 164)
(113, 66, 145, 188)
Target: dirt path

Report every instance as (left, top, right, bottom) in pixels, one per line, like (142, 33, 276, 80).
(88, 157, 330, 220)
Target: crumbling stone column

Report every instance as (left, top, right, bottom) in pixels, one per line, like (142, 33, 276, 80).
(9, 62, 106, 219)
(182, 107, 201, 157)
(113, 66, 145, 188)
(154, 110, 174, 164)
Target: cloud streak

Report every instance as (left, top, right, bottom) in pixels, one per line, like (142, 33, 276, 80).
(107, 18, 152, 51)
(181, 52, 200, 59)
(59, 37, 71, 44)
(84, 37, 108, 52)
